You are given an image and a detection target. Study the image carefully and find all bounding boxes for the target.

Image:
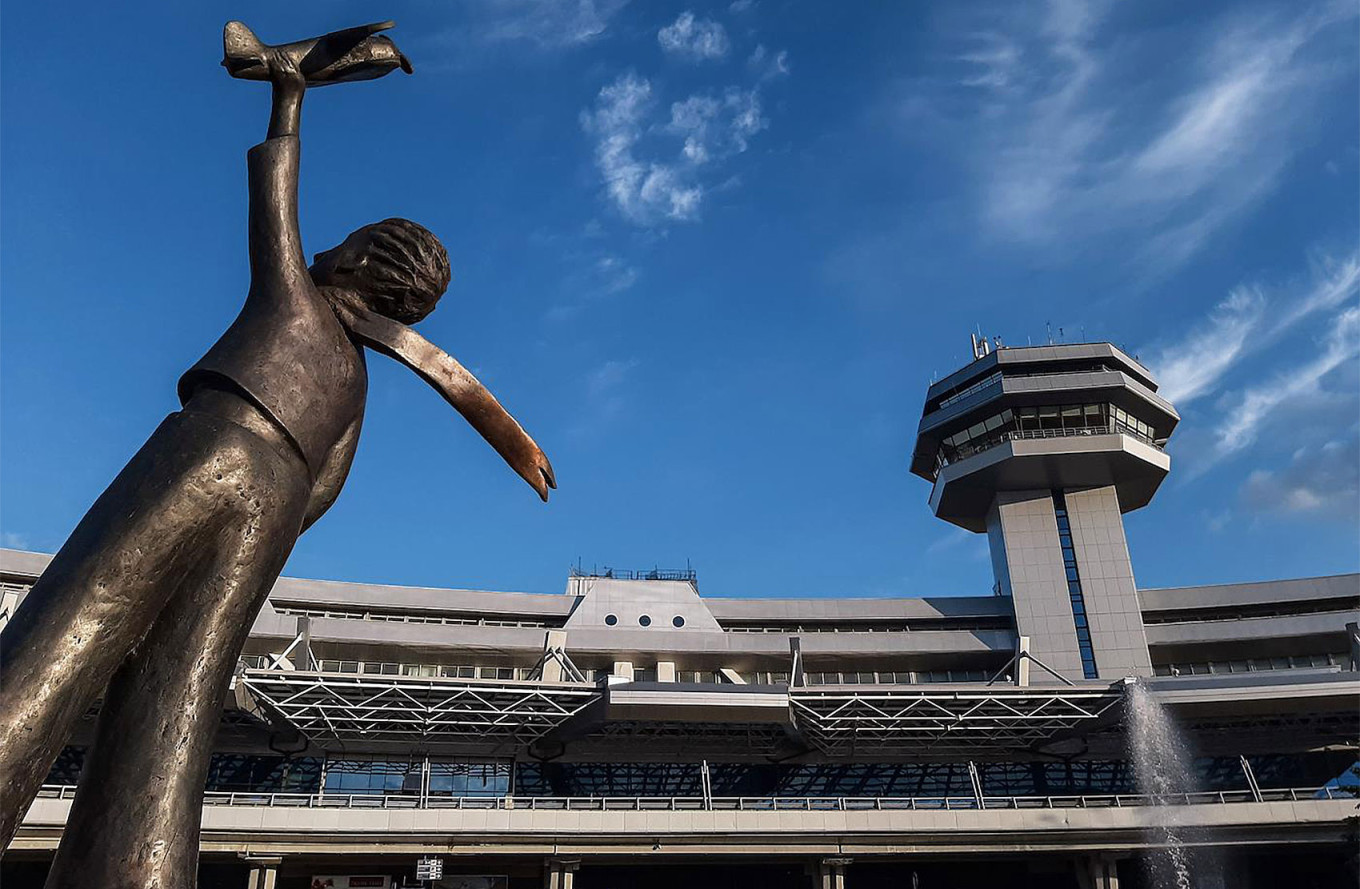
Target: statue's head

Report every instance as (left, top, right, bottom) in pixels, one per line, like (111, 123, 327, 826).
(311, 218, 451, 324)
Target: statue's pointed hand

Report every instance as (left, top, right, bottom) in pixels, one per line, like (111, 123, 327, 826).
(519, 444, 558, 503)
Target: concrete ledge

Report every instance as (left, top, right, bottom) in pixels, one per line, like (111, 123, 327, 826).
(15, 797, 1354, 856)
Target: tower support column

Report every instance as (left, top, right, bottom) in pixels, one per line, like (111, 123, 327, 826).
(987, 490, 1085, 678)
(545, 857, 579, 889)
(815, 857, 851, 889)
(243, 856, 281, 889)
(1075, 853, 1122, 889)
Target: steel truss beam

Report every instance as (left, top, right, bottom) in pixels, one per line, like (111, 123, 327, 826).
(789, 685, 1124, 756)
(239, 670, 601, 744)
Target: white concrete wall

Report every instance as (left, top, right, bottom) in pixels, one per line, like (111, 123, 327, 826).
(1064, 486, 1153, 678)
(988, 491, 1085, 678)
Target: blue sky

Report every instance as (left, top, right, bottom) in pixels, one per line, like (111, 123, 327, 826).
(2, 0, 1357, 599)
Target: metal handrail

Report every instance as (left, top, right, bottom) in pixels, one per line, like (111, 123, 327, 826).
(31, 785, 1354, 810)
(940, 423, 1163, 472)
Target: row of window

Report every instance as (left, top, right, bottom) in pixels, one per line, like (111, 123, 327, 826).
(936, 371, 1003, 410)
(803, 669, 993, 685)
(721, 618, 1013, 634)
(1152, 652, 1346, 676)
(51, 750, 1355, 798)
(242, 654, 1005, 687)
(935, 402, 1161, 473)
(272, 605, 553, 630)
(1143, 600, 1360, 625)
(1108, 404, 1156, 441)
(932, 363, 1134, 413)
(243, 656, 539, 682)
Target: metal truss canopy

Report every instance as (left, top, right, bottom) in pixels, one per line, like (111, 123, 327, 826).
(789, 686, 1124, 756)
(239, 669, 601, 744)
(239, 669, 1129, 757)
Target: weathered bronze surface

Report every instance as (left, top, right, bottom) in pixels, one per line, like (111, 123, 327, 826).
(0, 21, 553, 885)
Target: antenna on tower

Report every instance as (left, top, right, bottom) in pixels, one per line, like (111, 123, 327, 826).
(970, 331, 990, 361)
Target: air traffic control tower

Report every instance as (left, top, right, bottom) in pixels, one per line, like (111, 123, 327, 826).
(911, 340, 1180, 682)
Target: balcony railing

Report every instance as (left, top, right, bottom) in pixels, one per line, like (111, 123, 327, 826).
(938, 423, 1164, 474)
(32, 785, 1353, 812)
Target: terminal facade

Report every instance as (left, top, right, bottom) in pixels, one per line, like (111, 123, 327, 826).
(3, 343, 1357, 888)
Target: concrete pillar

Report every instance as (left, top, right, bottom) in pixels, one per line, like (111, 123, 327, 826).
(815, 857, 850, 889)
(611, 661, 634, 682)
(243, 857, 281, 889)
(987, 490, 1085, 679)
(1016, 635, 1031, 687)
(789, 637, 805, 687)
(545, 857, 580, 889)
(0, 588, 20, 631)
(541, 630, 569, 682)
(657, 660, 676, 682)
(297, 616, 313, 670)
(1075, 854, 1120, 889)
(1061, 486, 1152, 678)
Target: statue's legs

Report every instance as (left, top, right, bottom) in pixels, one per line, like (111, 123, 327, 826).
(0, 410, 310, 859)
(42, 414, 310, 888)
(0, 409, 292, 847)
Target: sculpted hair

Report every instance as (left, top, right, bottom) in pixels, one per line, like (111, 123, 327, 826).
(354, 218, 452, 324)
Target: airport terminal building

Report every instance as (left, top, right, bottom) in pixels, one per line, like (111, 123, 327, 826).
(3, 343, 1357, 888)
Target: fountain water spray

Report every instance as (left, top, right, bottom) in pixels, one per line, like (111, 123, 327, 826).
(1124, 679, 1222, 889)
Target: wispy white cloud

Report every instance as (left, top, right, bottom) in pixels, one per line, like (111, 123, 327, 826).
(582, 71, 775, 226)
(449, 0, 629, 50)
(1214, 305, 1360, 456)
(1145, 252, 1360, 406)
(585, 358, 640, 422)
(747, 44, 790, 81)
(950, 0, 1355, 270)
(925, 527, 973, 554)
(669, 89, 766, 164)
(588, 358, 638, 396)
(658, 11, 730, 61)
(958, 32, 1023, 91)
(1242, 435, 1359, 519)
(594, 255, 639, 294)
(1150, 287, 1266, 406)
(580, 74, 703, 224)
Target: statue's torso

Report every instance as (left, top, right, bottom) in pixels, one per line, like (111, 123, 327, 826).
(177, 262, 368, 485)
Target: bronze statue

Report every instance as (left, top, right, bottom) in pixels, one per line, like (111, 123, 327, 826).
(0, 21, 554, 886)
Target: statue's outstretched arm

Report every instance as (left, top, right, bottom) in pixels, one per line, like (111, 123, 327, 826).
(334, 302, 557, 502)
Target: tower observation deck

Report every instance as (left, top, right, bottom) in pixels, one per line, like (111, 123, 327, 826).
(911, 342, 1181, 680)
